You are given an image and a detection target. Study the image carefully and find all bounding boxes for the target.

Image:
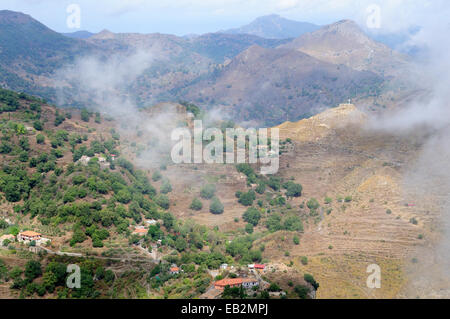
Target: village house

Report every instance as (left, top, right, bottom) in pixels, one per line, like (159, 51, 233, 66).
(214, 278, 244, 290)
(145, 219, 158, 225)
(77, 155, 91, 166)
(214, 277, 259, 290)
(17, 231, 51, 245)
(220, 263, 228, 270)
(17, 231, 42, 242)
(133, 228, 148, 236)
(242, 278, 259, 289)
(170, 266, 180, 275)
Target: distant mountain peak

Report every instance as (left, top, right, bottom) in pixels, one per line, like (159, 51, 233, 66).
(279, 19, 408, 75)
(222, 14, 320, 39)
(0, 10, 35, 23)
(92, 29, 115, 39)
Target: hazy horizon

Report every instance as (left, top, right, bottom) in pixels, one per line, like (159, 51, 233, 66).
(1, 0, 448, 36)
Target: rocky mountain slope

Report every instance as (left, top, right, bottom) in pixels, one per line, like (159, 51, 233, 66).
(176, 45, 383, 126)
(280, 20, 409, 76)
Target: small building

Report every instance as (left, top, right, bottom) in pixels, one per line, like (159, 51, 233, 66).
(214, 278, 243, 290)
(220, 263, 228, 270)
(17, 231, 42, 243)
(170, 267, 180, 275)
(78, 155, 91, 166)
(248, 264, 255, 269)
(242, 278, 259, 289)
(146, 219, 158, 225)
(133, 228, 148, 236)
(254, 264, 265, 270)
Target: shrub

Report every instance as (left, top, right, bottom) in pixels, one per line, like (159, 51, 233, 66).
(36, 134, 45, 144)
(242, 207, 261, 226)
(304, 273, 319, 290)
(160, 180, 172, 194)
(33, 121, 43, 131)
(155, 194, 170, 209)
(201, 184, 216, 200)
(300, 256, 308, 265)
(295, 285, 310, 299)
(190, 198, 203, 211)
(285, 182, 302, 197)
(152, 170, 162, 182)
(306, 198, 320, 211)
(293, 235, 300, 245)
(209, 198, 224, 214)
(238, 191, 255, 206)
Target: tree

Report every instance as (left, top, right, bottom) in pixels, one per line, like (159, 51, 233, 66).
(81, 109, 90, 122)
(304, 273, 319, 290)
(190, 198, 203, 211)
(116, 189, 132, 204)
(286, 183, 302, 197)
(255, 183, 266, 194)
(295, 285, 310, 299)
(201, 184, 216, 199)
(46, 262, 67, 286)
(266, 214, 282, 232)
(160, 180, 172, 194)
(210, 198, 224, 214)
(268, 283, 281, 292)
(245, 223, 254, 234)
(155, 194, 170, 209)
(238, 191, 255, 206)
(25, 260, 42, 280)
(42, 271, 58, 293)
(175, 237, 187, 252)
(152, 170, 162, 182)
(306, 198, 320, 211)
(267, 177, 281, 191)
(36, 134, 45, 144)
(283, 215, 303, 232)
(243, 207, 261, 226)
(33, 121, 43, 131)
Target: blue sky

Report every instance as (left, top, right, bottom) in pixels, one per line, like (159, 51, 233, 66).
(1, 0, 448, 35)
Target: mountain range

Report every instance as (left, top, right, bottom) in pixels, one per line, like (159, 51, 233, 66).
(0, 10, 411, 125)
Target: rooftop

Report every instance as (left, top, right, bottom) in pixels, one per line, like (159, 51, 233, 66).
(19, 231, 41, 237)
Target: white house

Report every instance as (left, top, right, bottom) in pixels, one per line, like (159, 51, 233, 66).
(242, 278, 259, 289)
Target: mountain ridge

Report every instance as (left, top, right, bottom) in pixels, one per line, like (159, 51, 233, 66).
(223, 14, 320, 39)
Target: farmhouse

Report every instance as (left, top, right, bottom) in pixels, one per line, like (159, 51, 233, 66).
(214, 278, 244, 290)
(133, 228, 148, 236)
(214, 277, 260, 290)
(17, 231, 42, 242)
(170, 267, 180, 275)
(242, 278, 259, 289)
